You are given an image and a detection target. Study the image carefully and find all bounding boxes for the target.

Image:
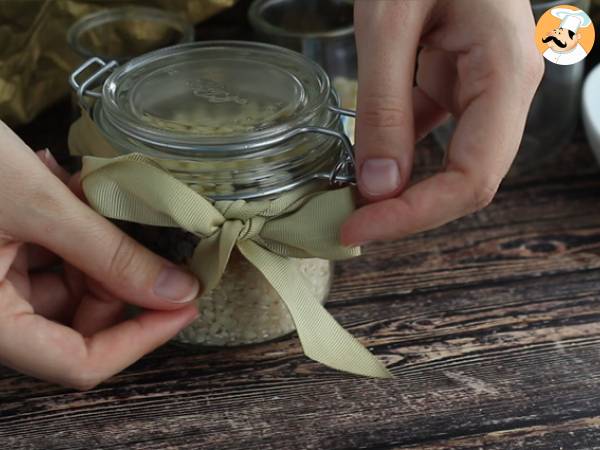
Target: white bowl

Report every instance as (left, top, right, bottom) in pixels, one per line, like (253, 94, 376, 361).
(583, 63, 600, 165)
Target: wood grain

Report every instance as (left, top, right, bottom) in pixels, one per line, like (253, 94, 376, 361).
(4, 105, 600, 448)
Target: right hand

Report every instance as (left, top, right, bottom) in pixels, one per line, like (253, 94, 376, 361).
(342, 0, 544, 245)
(0, 121, 202, 390)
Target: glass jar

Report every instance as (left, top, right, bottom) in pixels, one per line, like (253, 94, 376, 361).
(67, 7, 195, 63)
(69, 41, 356, 347)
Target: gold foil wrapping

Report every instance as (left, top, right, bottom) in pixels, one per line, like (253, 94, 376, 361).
(0, 0, 236, 126)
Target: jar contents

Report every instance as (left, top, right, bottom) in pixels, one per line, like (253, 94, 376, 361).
(180, 254, 331, 346)
(139, 84, 288, 136)
(126, 224, 332, 346)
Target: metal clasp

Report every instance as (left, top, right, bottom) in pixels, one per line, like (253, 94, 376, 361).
(69, 57, 118, 100)
(315, 105, 356, 186)
(247, 106, 356, 188)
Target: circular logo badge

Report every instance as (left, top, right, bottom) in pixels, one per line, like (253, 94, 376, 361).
(535, 4, 595, 66)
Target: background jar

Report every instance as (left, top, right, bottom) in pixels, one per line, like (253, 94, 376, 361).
(67, 6, 195, 63)
(70, 41, 356, 347)
(248, 0, 357, 137)
(67, 6, 194, 119)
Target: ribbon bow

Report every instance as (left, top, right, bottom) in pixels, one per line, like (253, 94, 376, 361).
(80, 154, 391, 378)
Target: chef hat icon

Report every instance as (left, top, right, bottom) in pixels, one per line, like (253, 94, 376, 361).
(551, 7, 592, 34)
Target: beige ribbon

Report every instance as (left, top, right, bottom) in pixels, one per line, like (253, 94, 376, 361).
(80, 153, 392, 378)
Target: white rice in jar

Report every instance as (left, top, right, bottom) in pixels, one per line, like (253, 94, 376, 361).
(124, 224, 332, 346)
(178, 252, 332, 346)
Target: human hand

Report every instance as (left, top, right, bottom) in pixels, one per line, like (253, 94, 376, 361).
(342, 0, 544, 245)
(0, 122, 201, 390)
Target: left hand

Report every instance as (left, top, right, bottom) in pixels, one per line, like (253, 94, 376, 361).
(0, 123, 201, 389)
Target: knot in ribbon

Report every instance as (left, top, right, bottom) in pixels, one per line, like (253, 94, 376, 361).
(236, 216, 266, 241)
(217, 200, 267, 242)
(79, 153, 392, 379)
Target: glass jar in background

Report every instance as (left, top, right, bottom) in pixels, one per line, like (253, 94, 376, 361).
(67, 6, 195, 118)
(69, 42, 356, 347)
(434, 0, 591, 176)
(248, 0, 357, 138)
(67, 6, 195, 63)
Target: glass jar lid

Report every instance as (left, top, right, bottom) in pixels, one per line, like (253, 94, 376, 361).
(96, 41, 332, 154)
(70, 41, 356, 199)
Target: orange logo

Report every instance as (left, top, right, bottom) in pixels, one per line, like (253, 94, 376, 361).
(535, 4, 595, 66)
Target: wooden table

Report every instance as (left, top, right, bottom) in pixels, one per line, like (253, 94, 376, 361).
(2, 116, 600, 449)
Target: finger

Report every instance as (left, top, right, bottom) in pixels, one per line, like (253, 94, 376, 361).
(412, 86, 449, 143)
(27, 245, 61, 270)
(342, 170, 494, 244)
(0, 126, 201, 310)
(416, 48, 459, 115)
(0, 242, 21, 279)
(36, 149, 70, 184)
(0, 280, 198, 390)
(413, 47, 457, 142)
(342, 85, 531, 244)
(72, 280, 126, 336)
(48, 209, 202, 310)
(29, 272, 79, 322)
(343, 62, 543, 245)
(6, 268, 29, 301)
(354, 0, 433, 201)
(67, 172, 85, 202)
(10, 243, 27, 275)
(65, 263, 86, 301)
(2, 244, 28, 298)
(73, 294, 126, 337)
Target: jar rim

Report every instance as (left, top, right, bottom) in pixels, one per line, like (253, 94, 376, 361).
(248, 0, 355, 40)
(67, 6, 195, 62)
(97, 41, 334, 155)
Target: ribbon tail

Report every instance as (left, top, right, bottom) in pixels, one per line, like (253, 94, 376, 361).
(238, 241, 392, 379)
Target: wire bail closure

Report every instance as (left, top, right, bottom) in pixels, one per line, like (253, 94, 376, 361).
(69, 57, 357, 191)
(69, 57, 119, 100)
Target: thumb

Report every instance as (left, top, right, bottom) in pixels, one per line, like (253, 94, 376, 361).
(41, 194, 200, 309)
(14, 175, 201, 310)
(354, 0, 429, 200)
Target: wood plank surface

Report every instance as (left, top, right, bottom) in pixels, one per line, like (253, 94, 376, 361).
(3, 114, 600, 449)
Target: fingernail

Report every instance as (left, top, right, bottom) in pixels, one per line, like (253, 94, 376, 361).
(361, 159, 401, 197)
(154, 267, 200, 303)
(37, 149, 59, 170)
(36, 148, 50, 162)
